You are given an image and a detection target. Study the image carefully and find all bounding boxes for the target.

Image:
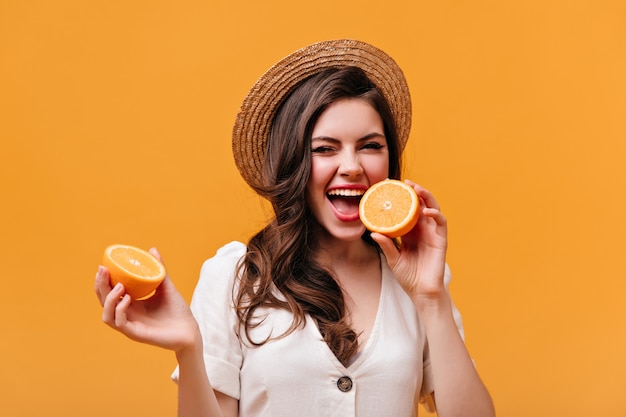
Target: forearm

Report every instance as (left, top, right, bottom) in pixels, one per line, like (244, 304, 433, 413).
(175, 337, 225, 417)
(417, 294, 495, 417)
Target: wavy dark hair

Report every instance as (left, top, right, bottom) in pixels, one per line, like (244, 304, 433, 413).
(235, 66, 403, 366)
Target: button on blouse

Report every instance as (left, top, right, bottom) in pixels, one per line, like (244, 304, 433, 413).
(337, 376, 353, 392)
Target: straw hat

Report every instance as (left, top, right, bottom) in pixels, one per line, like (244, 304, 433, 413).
(232, 39, 412, 189)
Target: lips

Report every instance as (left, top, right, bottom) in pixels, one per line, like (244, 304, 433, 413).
(326, 187, 366, 221)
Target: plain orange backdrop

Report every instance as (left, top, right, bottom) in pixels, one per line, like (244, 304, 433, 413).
(1, 1, 625, 416)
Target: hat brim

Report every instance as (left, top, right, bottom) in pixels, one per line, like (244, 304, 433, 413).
(232, 39, 412, 189)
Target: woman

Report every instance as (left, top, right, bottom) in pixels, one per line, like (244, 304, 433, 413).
(95, 39, 495, 417)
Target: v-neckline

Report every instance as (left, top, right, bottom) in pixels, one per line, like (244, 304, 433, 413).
(306, 253, 388, 370)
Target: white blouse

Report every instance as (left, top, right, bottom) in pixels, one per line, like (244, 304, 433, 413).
(172, 241, 464, 417)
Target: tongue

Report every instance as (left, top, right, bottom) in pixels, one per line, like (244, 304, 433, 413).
(331, 197, 360, 215)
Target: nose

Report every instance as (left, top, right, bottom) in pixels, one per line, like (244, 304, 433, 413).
(338, 151, 363, 178)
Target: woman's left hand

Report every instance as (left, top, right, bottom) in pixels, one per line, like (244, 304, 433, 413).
(371, 180, 448, 304)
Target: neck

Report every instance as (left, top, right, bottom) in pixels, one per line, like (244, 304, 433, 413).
(314, 232, 379, 270)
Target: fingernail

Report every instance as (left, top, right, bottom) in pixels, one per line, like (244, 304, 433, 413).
(97, 266, 104, 275)
(113, 283, 123, 291)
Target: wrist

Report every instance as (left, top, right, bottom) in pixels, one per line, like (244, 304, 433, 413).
(175, 326, 203, 361)
(413, 291, 453, 322)
(418, 304, 458, 337)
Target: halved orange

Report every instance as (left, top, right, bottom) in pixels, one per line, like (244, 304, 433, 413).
(102, 244, 166, 300)
(359, 179, 420, 238)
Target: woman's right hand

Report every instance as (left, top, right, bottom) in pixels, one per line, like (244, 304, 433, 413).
(94, 248, 201, 354)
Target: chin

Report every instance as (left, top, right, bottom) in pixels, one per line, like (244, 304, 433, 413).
(327, 225, 367, 242)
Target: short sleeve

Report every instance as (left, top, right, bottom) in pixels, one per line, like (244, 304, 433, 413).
(419, 263, 465, 413)
(171, 241, 247, 400)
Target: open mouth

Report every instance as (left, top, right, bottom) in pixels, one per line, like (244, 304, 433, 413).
(327, 188, 365, 216)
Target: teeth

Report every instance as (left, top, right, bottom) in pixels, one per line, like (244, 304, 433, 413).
(327, 189, 365, 197)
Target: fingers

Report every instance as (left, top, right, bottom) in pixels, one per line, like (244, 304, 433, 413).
(370, 232, 400, 267)
(404, 179, 440, 211)
(96, 266, 131, 333)
(115, 293, 132, 327)
(422, 207, 447, 226)
(94, 266, 112, 307)
(149, 247, 165, 266)
(101, 282, 126, 327)
(148, 247, 174, 296)
(101, 285, 141, 343)
(402, 180, 448, 245)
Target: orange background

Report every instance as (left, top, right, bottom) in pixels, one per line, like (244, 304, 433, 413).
(1, 1, 625, 416)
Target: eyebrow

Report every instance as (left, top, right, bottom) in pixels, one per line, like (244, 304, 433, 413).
(311, 132, 386, 143)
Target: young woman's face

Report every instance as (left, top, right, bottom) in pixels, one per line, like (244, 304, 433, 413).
(307, 98, 389, 242)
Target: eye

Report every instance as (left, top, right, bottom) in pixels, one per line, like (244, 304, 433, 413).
(361, 142, 385, 150)
(311, 146, 335, 154)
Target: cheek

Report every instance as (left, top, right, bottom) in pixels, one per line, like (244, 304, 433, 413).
(309, 158, 333, 184)
(306, 160, 325, 200)
(364, 155, 390, 182)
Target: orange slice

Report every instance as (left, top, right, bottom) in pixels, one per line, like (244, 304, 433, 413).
(102, 244, 166, 300)
(359, 179, 420, 238)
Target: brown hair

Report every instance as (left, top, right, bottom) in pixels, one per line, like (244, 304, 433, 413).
(235, 67, 402, 366)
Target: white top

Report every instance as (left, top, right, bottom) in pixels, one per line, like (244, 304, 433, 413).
(172, 241, 464, 417)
